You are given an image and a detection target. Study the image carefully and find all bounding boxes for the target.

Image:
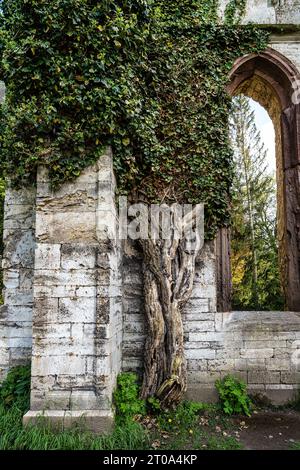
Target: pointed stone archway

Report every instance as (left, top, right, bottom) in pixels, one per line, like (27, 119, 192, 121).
(217, 48, 300, 312)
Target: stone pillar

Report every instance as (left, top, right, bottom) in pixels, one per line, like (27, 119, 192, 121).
(0, 187, 35, 381)
(23, 149, 122, 433)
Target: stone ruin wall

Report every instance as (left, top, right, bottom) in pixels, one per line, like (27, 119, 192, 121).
(1, 147, 299, 432)
(0, 1, 300, 431)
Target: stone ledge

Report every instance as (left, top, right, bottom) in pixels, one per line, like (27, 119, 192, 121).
(224, 311, 300, 332)
(23, 410, 114, 434)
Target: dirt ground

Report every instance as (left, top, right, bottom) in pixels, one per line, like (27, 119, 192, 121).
(231, 410, 300, 450)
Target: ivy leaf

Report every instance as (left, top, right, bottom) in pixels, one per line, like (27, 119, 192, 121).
(122, 137, 130, 146)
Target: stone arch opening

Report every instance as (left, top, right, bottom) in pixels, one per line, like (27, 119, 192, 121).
(217, 48, 300, 312)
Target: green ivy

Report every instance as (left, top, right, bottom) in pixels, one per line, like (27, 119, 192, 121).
(0, 365, 31, 412)
(0, 1, 268, 238)
(224, 0, 247, 25)
(215, 375, 253, 417)
(113, 372, 146, 423)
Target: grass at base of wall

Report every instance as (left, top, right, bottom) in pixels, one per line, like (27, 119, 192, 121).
(0, 403, 150, 450)
(291, 442, 300, 450)
(0, 366, 242, 450)
(1, 368, 299, 450)
(0, 401, 243, 451)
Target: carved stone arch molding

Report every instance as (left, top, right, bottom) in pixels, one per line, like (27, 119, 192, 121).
(217, 47, 300, 312)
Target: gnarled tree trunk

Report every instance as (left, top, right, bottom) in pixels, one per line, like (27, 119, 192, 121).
(140, 215, 202, 406)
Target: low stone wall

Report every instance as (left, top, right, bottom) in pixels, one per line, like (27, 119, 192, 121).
(122, 242, 300, 405)
(187, 311, 300, 405)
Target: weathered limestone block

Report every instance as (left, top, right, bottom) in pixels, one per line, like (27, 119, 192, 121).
(34, 244, 61, 270)
(23, 410, 114, 434)
(248, 371, 281, 384)
(271, 41, 300, 73)
(0, 187, 35, 380)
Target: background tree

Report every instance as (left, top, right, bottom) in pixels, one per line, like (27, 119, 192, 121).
(230, 95, 284, 311)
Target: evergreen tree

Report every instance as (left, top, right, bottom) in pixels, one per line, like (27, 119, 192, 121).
(230, 95, 284, 310)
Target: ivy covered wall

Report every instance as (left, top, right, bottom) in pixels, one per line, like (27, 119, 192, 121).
(0, 1, 268, 238)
